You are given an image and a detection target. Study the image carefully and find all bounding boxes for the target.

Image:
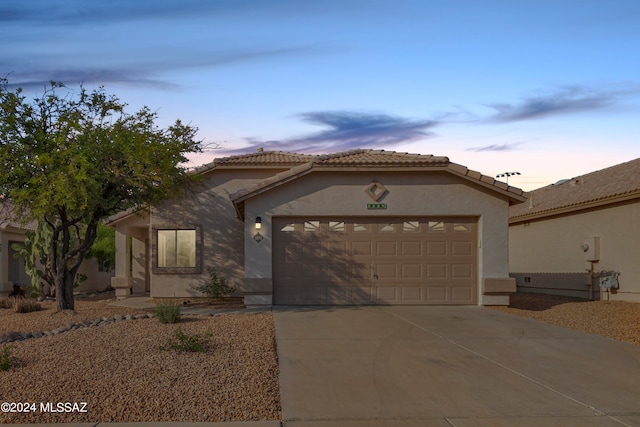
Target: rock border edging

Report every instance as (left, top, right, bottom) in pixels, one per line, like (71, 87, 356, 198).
(0, 313, 156, 344)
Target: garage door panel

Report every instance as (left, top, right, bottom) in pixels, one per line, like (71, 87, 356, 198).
(376, 286, 397, 301)
(426, 241, 447, 256)
(452, 241, 473, 256)
(401, 287, 422, 301)
(273, 217, 477, 305)
(426, 263, 447, 279)
(352, 241, 372, 256)
(401, 241, 422, 256)
(426, 286, 448, 302)
(300, 263, 323, 279)
(327, 286, 349, 303)
(376, 241, 397, 256)
(451, 286, 474, 303)
(401, 264, 422, 278)
(351, 287, 374, 303)
(451, 264, 473, 279)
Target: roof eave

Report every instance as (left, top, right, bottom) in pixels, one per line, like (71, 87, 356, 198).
(509, 190, 640, 224)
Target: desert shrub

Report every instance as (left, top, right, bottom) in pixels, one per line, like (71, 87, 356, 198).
(0, 345, 22, 371)
(14, 299, 41, 313)
(159, 327, 211, 353)
(0, 298, 15, 309)
(154, 299, 181, 324)
(191, 267, 235, 299)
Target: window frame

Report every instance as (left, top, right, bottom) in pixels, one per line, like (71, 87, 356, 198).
(152, 224, 202, 274)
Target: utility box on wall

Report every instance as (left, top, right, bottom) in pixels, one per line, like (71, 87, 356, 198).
(582, 237, 600, 262)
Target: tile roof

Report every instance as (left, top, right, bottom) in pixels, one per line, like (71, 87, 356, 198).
(193, 150, 312, 173)
(231, 149, 526, 219)
(0, 200, 36, 232)
(510, 157, 640, 221)
(312, 149, 450, 165)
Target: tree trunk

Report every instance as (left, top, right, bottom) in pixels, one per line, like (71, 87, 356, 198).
(55, 269, 75, 311)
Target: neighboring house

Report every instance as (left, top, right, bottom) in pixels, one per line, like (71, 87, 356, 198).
(0, 212, 33, 296)
(0, 202, 114, 297)
(108, 149, 526, 306)
(509, 158, 640, 302)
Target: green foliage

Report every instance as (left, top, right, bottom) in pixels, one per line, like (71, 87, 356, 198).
(0, 79, 203, 310)
(0, 345, 22, 371)
(11, 222, 54, 294)
(191, 267, 236, 299)
(12, 221, 87, 298)
(159, 327, 212, 353)
(14, 299, 41, 313)
(154, 299, 182, 324)
(86, 223, 115, 271)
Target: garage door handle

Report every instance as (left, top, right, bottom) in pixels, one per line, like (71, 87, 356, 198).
(372, 272, 378, 279)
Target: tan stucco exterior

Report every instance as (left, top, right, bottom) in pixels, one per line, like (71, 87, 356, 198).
(241, 171, 513, 305)
(108, 150, 524, 305)
(510, 199, 640, 302)
(0, 226, 112, 297)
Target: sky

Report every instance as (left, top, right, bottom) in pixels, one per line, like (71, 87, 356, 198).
(2, 0, 639, 191)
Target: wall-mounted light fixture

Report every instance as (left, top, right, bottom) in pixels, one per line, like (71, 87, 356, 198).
(255, 216, 262, 230)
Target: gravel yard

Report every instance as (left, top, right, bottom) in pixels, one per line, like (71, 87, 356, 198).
(0, 297, 280, 424)
(0, 292, 638, 423)
(490, 292, 640, 346)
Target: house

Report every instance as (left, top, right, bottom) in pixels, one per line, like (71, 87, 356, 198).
(0, 202, 114, 297)
(108, 149, 526, 306)
(0, 211, 32, 296)
(509, 157, 640, 302)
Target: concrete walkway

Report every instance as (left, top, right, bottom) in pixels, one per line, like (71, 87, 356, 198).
(274, 306, 640, 427)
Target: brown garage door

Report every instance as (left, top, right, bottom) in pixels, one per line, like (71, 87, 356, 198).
(273, 217, 477, 305)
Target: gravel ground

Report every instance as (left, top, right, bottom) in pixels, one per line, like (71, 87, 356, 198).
(0, 297, 280, 424)
(490, 293, 640, 346)
(1, 292, 638, 423)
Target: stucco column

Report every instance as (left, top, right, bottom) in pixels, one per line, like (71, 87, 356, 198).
(131, 237, 147, 293)
(110, 225, 133, 299)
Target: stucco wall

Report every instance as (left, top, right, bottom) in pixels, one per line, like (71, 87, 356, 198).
(509, 200, 640, 302)
(242, 171, 513, 304)
(148, 168, 289, 298)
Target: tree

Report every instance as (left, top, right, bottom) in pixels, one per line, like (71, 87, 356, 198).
(0, 79, 202, 311)
(86, 223, 116, 272)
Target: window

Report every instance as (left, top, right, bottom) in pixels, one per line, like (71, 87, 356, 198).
(329, 221, 345, 232)
(403, 221, 420, 232)
(304, 221, 320, 232)
(158, 229, 196, 267)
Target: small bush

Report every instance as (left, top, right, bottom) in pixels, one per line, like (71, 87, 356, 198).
(191, 267, 235, 299)
(14, 299, 41, 313)
(0, 345, 22, 371)
(0, 298, 15, 309)
(159, 327, 212, 353)
(154, 299, 181, 324)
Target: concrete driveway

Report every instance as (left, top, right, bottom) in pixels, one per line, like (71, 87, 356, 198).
(274, 306, 640, 427)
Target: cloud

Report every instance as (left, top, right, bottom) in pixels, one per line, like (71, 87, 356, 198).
(465, 142, 525, 152)
(4, 68, 178, 91)
(220, 111, 439, 155)
(2, 45, 326, 91)
(484, 84, 640, 123)
(0, 0, 317, 25)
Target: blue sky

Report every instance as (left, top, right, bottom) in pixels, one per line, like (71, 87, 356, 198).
(2, 0, 639, 190)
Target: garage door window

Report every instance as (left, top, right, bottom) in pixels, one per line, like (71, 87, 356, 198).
(329, 221, 345, 232)
(453, 223, 472, 232)
(304, 221, 320, 232)
(354, 223, 370, 232)
(403, 221, 420, 232)
(428, 221, 445, 232)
